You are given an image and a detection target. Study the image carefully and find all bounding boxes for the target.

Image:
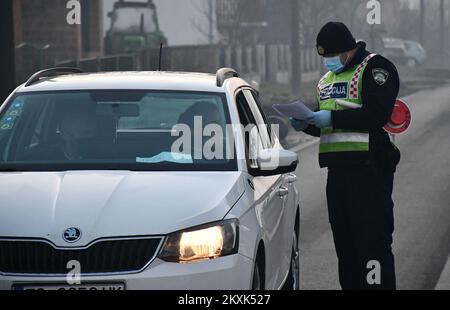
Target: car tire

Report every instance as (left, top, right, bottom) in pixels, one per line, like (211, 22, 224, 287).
(251, 259, 263, 290)
(282, 231, 300, 290)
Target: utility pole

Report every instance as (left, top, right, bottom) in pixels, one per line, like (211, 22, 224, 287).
(0, 0, 16, 102)
(370, 24, 375, 51)
(420, 0, 425, 46)
(440, 0, 445, 63)
(290, 0, 301, 97)
(208, 0, 214, 44)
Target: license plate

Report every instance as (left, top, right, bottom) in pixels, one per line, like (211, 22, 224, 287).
(13, 283, 125, 291)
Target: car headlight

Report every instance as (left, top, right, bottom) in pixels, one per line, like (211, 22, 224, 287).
(158, 219, 239, 263)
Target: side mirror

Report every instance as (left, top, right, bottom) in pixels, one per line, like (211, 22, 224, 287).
(250, 149, 299, 177)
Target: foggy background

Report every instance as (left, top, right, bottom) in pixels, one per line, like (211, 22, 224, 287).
(12, 0, 450, 144)
(103, 0, 217, 46)
(4, 0, 450, 290)
(11, 0, 450, 121)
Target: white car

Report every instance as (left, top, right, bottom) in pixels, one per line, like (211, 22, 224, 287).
(0, 67, 300, 290)
(403, 40, 427, 67)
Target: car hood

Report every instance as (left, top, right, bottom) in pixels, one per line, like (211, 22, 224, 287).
(0, 171, 245, 247)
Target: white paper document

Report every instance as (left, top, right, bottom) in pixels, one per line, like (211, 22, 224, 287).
(272, 100, 314, 120)
(136, 152, 193, 164)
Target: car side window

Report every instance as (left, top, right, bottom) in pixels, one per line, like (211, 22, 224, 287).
(248, 90, 276, 144)
(242, 89, 272, 149)
(235, 90, 261, 168)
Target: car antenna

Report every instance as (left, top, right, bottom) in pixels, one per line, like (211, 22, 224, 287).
(158, 43, 163, 71)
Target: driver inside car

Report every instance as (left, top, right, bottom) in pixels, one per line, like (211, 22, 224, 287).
(26, 107, 98, 161)
(177, 101, 222, 160)
(59, 109, 97, 160)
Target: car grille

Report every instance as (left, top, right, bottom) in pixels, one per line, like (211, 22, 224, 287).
(0, 237, 163, 275)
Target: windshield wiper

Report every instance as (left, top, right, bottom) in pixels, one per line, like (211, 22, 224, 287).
(0, 167, 20, 172)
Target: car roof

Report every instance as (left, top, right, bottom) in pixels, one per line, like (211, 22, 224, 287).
(403, 40, 423, 47)
(16, 71, 249, 93)
(383, 38, 407, 48)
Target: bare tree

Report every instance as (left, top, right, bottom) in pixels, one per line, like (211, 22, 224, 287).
(215, 0, 266, 45)
(297, 0, 367, 46)
(191, 0, 216, 44)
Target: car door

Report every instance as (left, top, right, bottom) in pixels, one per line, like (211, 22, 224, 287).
(235, 88, 291, 288)
(245, 89, 295, 286)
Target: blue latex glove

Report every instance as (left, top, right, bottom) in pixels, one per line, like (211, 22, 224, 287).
(290, 117, 308, 131)
(306, 110, 332, 128)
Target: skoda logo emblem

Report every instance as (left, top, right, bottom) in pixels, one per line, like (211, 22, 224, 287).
(63, 227, 82, 243)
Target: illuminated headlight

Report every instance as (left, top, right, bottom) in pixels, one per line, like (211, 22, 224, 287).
(158, 219, 239, 263)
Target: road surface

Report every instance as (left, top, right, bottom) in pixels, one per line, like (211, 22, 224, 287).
(294, 84, 450, 290)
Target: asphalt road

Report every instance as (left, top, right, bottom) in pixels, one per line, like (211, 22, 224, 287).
(294, 84, 450, 290)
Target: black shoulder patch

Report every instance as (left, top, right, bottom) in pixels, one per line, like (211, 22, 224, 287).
(372, 68, 389, 85)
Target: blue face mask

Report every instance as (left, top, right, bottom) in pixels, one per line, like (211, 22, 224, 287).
(324, 56, 344, 73)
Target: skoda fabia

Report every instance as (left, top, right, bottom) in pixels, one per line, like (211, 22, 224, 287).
(0, 68, 300, 290)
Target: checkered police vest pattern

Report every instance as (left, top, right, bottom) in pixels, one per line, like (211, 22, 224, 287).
(317, 53, 378, 154)
(348, 53, 377, 99)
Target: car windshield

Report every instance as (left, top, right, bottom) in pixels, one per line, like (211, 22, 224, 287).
(405, 42, 424, 53)
(111, 7, 157, 33)
(0, 90, 236, 171)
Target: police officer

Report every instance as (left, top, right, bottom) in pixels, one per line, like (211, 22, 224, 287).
(291, 22, 400, 290)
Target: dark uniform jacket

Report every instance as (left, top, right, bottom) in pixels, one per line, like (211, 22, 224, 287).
(305, 42, 401, 172)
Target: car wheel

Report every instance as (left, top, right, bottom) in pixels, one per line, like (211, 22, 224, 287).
(282, 231, 300, 290)
(252, 260, 263, 290)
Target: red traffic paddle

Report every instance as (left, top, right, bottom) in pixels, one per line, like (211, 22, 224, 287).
(383, 99, 411, 134)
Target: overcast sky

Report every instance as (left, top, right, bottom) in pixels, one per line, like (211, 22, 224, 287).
(103, 0, 213, 46)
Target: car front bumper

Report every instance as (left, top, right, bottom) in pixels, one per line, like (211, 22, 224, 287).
(0, 254, 254, 290)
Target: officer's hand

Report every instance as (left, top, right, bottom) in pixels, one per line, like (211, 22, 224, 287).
(290, 117, 308, 131)
(306, 110, 332, 128)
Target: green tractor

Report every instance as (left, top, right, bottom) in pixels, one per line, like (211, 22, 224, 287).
(105, 0, 167, 54)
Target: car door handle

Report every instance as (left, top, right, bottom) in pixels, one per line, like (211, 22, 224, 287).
(287, 173, 297, 183)
(278, 186, 289, 197)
